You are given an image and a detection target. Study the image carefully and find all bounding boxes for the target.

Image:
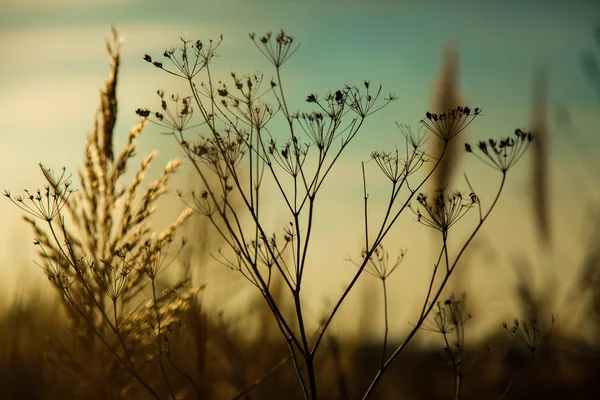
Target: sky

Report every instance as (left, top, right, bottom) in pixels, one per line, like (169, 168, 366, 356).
(1, 0, 600, 340)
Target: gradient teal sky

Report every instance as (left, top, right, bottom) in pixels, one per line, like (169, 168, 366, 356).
(1, 0, 599, 339)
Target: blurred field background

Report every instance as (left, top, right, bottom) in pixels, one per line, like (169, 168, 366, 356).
(2, 0, 600, 398)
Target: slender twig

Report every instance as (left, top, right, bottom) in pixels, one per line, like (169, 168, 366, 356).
(380, 278, 389, 367)
(229, 355, 293, 400)
(312, 142, 449, 356)
(500, 350, 535, 400)
(362, 173, 507, 399)
(151, 277, 177, 399)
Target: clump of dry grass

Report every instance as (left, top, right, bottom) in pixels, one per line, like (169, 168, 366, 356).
(4, 27, 197, 399)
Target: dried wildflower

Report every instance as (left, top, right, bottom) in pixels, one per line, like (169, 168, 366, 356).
(137, 232, 187, 279)
(422, 293, 472, 334)
(143, 36, 223, 80)
(357, 244, 406, 280)
(502, 315, 555, 352)
(4, 165, 74, 221)
(396, 122, 427, 150)
(136, 108, 151, 118)
(224, 73, 276, 127)
(344, 83, 396, 117)
(410, 190, 478, 232)
(244, 233, 290, 275)
(92, 254, 134, 301)
(465, 129, 533, 172)
(269, 139, 309, 177)
(137, 90, 196, 133)
(295, 111, 338, 150)
(189, 132, 247, 173)
(370, 150, 402, 183)
(421, 106, 482, 142)
(370, 147, 425, 183)
(217, 85, 228, 97)
(250, 29, 300, 67)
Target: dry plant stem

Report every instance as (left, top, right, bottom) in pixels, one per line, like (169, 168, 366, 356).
(362, 162, 369, 250)
(166, 351, 203, 398)
(47, 219, 161, 399)
(184, 80, 289, 285)
(229, 355, 293, 400)
(288, 338, 310, 399)
(294, 289, 317, 398)
(151, 277, 177, 400)
(380, 278, 389, 367)
(178, 132, 299, 353)
(43, 169, 172, 399)
(311, 142, 450, 357)
(50, 178, 187, 398)
(442, 329, 463, 400)
(419, 242, 447, 321)
(112, 299, 119, 329)
(500, 350, 535, 400)
(454, 321, 465, 400)
(182, 126, 308, 398)
(183, 141, 301, 350)
(183, 67, 355, 400)
(151, 34, 463, 399)
(273, 66, 320, 397)
(362, 172, 507, 399)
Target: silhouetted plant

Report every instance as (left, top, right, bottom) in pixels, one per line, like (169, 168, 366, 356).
(138, 28, 534, 400)
(500, 316, 556, 399)
(5, 27, 198, 399)
(421, 293, 472, 400)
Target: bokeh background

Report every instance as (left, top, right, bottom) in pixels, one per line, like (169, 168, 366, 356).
(1, 0, 600, 398)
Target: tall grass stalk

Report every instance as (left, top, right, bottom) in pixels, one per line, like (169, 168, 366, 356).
(5, 27, 198, 399)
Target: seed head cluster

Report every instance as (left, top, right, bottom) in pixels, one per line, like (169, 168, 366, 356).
(465, 128, 533, 172)
(411, 190, 479, 233)
(422, 293, 472, 335)
(421, 106, 482, 142)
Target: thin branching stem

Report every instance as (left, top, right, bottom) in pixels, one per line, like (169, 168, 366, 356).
(151, 277, 177, 399)
(312, 142, 449, 356)
(46, 221, 161, 399)
(500, 350, 535, 400)
(381, 278, 389, 368)
(229, 355, 293, 400)
(362, 162, 370, 250)
(362, 173, 507, 399)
